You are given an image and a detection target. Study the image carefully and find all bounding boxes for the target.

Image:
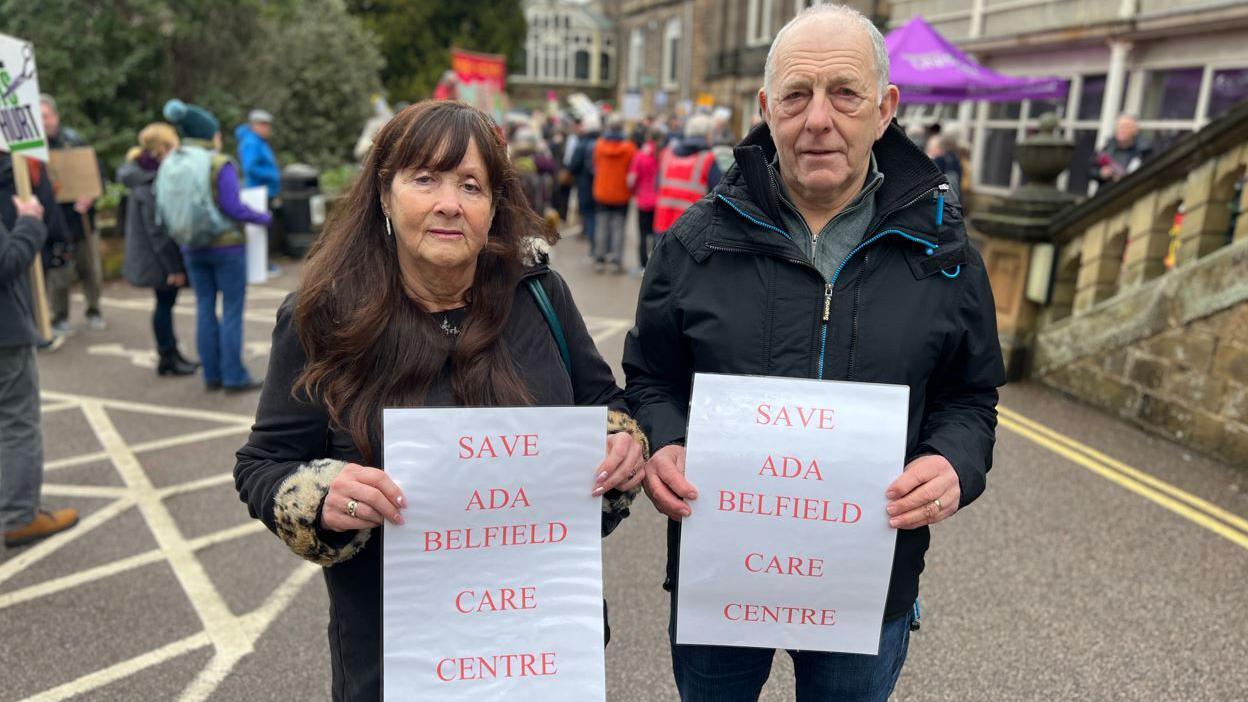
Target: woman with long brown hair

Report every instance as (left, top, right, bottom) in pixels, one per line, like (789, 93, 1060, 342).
(234, 100, 648, 701)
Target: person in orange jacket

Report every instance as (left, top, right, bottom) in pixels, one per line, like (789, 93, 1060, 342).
(592, 114, 637, 273)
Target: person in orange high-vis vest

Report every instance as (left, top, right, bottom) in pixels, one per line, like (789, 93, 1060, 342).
(654, 114, 721, 233)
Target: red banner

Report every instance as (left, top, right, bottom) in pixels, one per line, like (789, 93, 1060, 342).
(451, 48, 507, 92)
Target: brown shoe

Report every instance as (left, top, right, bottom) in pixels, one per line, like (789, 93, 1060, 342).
(4, 508, 80, 547)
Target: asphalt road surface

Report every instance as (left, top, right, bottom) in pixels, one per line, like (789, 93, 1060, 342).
(3, 231, 1246, 702)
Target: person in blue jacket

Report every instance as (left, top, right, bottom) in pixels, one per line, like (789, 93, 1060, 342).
(235, 109, 282, 274)
(235, 110, 280, 198)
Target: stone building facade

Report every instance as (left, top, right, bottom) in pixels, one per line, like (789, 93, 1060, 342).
(616, 0, 885, 134)
(990, 100, 1248, 469)
(701, 0, 886, 136)
(889, 0, 1248, 199)
(615, 0, 704, 118)
(509, 0, 621, 106)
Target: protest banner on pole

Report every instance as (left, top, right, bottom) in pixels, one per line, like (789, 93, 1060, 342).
(450, 48, 509, 121)
(676, 373, 908, 655)
(0, 33, 52, 341)
(383, 406, 607, 701)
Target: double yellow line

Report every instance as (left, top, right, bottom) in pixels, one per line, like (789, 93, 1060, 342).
(997, 406, 1248, 551)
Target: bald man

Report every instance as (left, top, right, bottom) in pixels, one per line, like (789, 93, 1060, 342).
(624, 5, 1004, 699)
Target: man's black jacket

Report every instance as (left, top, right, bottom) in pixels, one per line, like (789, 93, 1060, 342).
(623, 120, 1006, 621)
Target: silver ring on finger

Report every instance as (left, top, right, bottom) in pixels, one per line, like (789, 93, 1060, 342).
(346, 499, 359, 518)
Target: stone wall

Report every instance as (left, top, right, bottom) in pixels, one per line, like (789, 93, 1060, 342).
(1034, 239, 1248, 469)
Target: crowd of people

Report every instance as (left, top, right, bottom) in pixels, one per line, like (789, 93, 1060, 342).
(229, 5, 1002, 701)
(1, 95, 281, 547)
(5, 4, 1016, 700)
(498, 107, 732, 276)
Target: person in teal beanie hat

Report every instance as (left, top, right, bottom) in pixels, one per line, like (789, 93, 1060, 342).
(159, 98, 270, 393)
(162, 98, 221, 142)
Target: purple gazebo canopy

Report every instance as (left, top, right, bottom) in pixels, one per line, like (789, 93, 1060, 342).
(885, 16, 1068, 104)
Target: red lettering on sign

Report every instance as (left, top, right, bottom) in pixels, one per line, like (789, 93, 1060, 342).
(423, 522, 568, 552)
(722, 603, 837, 626)
(458, 434, 540, 459)
(435, 652, 557, 681)
(744, 552, 825, 577)
(454, 586, 537, 614)
(718, 490, 861, 524)
(754, 404, 836, 430)
(757, 455, 825, 480)
(464, 487, 532, 511)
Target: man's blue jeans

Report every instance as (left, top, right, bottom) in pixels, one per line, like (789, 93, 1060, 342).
(183, 248, 251, 388)
(671, 608, 915, 702)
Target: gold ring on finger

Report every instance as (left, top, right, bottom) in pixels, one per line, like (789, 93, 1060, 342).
(933, 497, 942, 511)
(346, 499, 359, 518)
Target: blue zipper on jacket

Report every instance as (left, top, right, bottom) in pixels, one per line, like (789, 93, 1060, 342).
(717, 183, 955, 380)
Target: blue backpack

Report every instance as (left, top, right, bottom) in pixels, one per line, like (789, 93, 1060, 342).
(154, 145, 233, 248)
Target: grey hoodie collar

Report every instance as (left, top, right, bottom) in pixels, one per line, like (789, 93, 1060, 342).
(768, 151, 883, 220)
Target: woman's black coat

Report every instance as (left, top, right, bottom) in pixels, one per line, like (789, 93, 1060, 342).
(117, 160, 185, 288)
(234, 266, 645, 701)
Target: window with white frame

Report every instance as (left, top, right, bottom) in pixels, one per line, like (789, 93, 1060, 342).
(971, 74, 1116, 196)
(663, 18, 681, 90)
(748, 0, 775, 46)
(1208, 67, 1248, 120)
(628, 29, 645, 88)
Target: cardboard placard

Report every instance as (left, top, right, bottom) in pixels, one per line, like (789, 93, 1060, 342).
(46, 147, 102, 203)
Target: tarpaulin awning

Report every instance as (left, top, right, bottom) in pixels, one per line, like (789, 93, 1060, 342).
(885, 16, 1068, 104)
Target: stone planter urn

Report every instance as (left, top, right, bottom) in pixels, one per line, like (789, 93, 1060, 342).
(1016, 112, 1077, 196)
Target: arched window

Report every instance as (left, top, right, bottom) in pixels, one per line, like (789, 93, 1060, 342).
(574, 50, 590, 81)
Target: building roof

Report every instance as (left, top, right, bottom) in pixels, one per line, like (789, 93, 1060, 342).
(526, 0, 615, 30)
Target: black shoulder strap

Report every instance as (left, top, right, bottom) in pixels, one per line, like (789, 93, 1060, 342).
(525, 276, 571, 375)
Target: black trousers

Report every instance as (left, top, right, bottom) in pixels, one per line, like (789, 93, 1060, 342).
(638, 208, 655, 268)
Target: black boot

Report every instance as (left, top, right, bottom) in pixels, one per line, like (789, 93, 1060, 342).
(158, 348, 199, 376)
(172, 347, 201, 371)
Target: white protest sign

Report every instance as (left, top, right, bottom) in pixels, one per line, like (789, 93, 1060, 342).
(383, 406, 607, 701)
(0, 34, 47, 162)
(621, 91, 643, 121)
(676, 373, 908, 655)
(240, 186, 268, 284)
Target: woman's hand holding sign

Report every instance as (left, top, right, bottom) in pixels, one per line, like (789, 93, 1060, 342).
(643, 445, 699, 520)
(884, 454, 960, 529)
(592, 433, 646, 497)
(321, 463, 407, 532)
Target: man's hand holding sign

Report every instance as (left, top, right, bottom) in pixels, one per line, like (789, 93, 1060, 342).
(885, 454, 960, 528)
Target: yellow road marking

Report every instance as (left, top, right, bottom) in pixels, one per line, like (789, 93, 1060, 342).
(998, 407, 1248, 551)
(1000, 407, 1248, 534)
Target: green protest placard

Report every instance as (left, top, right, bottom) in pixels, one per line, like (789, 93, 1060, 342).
(0, 33, 51, 341)
(0, 33, 47, 163)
